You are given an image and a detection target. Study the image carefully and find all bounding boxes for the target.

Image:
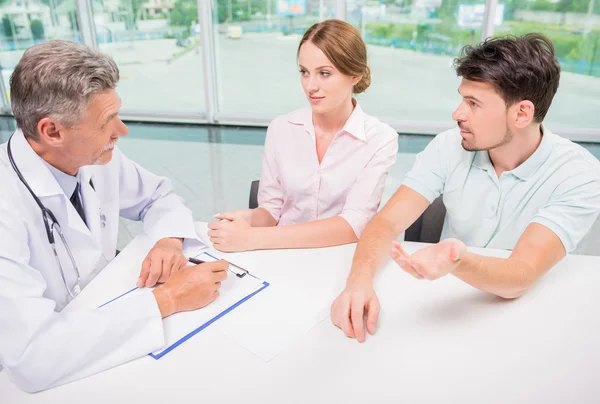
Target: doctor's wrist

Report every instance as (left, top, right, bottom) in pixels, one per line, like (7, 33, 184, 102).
(153, 286, 176, 319)
(156, 237, 184, 251)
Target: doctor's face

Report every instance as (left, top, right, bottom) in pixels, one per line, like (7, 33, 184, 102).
(298, 41, 358, 115)
(59, 89, 129, 169)
(452, 79, 514, 151)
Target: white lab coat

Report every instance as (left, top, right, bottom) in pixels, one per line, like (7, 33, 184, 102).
(0, 130, 201, 392)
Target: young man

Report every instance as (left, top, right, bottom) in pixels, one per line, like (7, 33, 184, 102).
(331, 33, 600, 343)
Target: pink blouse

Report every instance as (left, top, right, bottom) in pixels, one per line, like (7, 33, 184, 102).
(258, 103, 398, 237)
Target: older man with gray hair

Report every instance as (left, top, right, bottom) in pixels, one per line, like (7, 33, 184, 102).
(0, 40, 228, 392)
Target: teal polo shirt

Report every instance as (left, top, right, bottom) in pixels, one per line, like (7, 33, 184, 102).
(403, 127, 600, 252)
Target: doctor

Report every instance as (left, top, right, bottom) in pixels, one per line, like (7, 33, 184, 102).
(0, 40, 228, 392)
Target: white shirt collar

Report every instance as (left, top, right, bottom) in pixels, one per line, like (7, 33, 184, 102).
(287, 100, 367, 141)
(41, 159, 78, 198)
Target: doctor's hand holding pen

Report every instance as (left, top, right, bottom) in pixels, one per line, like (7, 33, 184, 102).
(152, 260, 229, 319)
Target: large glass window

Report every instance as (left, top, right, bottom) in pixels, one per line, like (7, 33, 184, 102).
(93, 0, 206, 114)
(498, 0, 600, 132)
(212, 0, 338, 118)
(0, 0, 81, 105)
(0, 0, 598, 136)
(347, 0, 485, 125)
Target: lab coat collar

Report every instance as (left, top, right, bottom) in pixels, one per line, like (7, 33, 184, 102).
(9, 129, 65, 198)
(9, 130, 96, 239)
(42, 158, 78, 200)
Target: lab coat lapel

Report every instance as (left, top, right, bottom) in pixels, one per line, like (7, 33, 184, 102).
(10, 130, 105, 278)
(10, 130, 93, 238)
(79, 168, 101, 244)
(79, 166, 116, 262)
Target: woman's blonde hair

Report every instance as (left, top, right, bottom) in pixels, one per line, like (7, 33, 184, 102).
(298, 19, 371, 94)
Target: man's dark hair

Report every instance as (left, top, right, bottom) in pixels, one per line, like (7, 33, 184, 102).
(454, 33, 560, 123)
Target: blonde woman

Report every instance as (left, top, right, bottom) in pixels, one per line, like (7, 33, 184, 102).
(208, 20, 398, 252)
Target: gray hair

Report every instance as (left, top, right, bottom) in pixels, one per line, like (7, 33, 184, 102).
(10, 40, 120, 141)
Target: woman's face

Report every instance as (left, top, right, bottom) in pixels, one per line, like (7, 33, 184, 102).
(298, 41, 360, 115)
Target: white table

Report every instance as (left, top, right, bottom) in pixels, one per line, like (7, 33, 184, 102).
(2, 223, 600, 404)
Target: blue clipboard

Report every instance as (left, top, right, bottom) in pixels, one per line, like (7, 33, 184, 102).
(99, 252, 270, 360)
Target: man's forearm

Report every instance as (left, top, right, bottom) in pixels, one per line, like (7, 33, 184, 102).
(140, 193, 198, 244)
(157, 237, 183, 249)
(348, 186, 432, 281)
(348, 215, 399, 280)
(453, 252, 536, 299)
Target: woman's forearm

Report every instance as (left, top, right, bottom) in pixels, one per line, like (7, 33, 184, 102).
(252, 216, 358, 249)
(250, 207, 278, 227)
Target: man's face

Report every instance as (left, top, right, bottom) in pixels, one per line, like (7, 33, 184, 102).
(452, 78, 513, 152)
(58, 89, 128, 170)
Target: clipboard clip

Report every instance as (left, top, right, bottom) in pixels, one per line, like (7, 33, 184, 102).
(227, 262, 249, 278)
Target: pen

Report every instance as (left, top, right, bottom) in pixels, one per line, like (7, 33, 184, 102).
(188, 257, 235, 276)
(187, 257, 205, 265)
(187, 256, 249, 278)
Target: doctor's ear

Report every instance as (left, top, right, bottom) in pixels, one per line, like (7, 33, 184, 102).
(37, 118, 65, 146)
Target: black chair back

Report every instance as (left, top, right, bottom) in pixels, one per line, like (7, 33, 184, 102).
(405, 196, 446, 243)
(249, 180, 260, 209)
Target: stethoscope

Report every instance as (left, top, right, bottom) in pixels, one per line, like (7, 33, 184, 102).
(7, 135, 82, 297)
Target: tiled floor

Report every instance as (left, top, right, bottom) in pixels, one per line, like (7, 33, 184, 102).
(1, 118, 599, 251)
